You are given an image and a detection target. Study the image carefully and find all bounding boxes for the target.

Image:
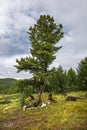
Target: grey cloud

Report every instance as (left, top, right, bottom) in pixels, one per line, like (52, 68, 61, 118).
(0, 33, 29, 57)
(0, 56, 32, 79)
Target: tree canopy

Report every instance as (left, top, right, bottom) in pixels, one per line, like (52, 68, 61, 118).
(15, 15, 64, 84)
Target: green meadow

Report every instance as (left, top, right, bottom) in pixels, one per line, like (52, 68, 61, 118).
(0, 91, 87, 130)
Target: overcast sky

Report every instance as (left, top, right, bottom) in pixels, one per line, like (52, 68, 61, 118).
(0, 0, 87, 79)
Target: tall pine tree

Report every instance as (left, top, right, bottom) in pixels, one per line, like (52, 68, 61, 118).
(15, 15, 64, 106)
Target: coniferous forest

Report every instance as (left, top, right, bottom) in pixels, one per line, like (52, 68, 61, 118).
(0, 57, 87, 95)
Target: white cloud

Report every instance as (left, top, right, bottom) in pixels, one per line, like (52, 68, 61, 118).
(0, 54, 32, 79)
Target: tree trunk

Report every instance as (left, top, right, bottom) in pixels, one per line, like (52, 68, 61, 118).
(48, 93, 56, 102)
(33, 84, 44, 107)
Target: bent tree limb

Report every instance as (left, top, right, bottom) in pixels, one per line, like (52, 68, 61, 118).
(29, 94, 35, 100)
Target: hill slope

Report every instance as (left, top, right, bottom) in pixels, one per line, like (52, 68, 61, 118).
(0, 78, 17, 94)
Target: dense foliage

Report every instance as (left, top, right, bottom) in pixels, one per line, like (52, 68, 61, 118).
(77, 57, 87, 90)
(66, 68, 78, 91)
(45, 66, 67, 93)
(15, 15, 64, 85)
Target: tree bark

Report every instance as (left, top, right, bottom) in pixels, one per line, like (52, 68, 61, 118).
(48, 93, 56, 102)
(29, 94, 35, 101)
(33, 84, 44, 107)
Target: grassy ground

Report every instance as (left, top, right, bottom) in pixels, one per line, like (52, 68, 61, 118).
(0, 91, 87, 130)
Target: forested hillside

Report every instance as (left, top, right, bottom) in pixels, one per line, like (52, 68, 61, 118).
(0, 78, 17, 94)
